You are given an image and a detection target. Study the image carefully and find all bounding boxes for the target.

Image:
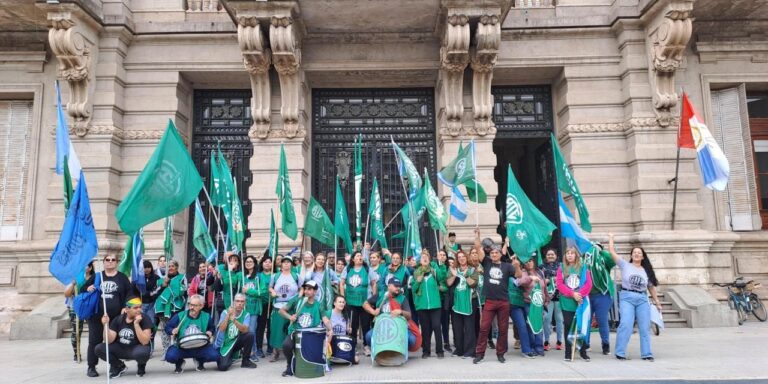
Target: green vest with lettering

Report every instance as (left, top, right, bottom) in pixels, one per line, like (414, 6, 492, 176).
(559, 265, 581, 312)
(345, 266, 369, 307)
(220, 310, 247, 356)
(178, 311, 210, 341)
(452, 267, 474, 315)
(287, 297, 323, 335)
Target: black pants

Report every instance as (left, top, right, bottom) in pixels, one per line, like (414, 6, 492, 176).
(86, 317, 104, 368)
(95, 342, 151, 366)
(417, 309, 443, 355)
(282, 334, 295, 372)
(256, 302, 270, 351)
(217, 332, 255, 371)
(441, 307, 451, 346)
(563, 310, 576, 359)
(349, 305, 372, 346)
(452, 311, 476, 357)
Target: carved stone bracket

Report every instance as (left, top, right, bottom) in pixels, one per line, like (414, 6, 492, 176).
(48, 12, 92, 136)
(270, 16, 303, 139)
(439, 14, 470, 137)
(237, 16, 272, 139)
(647, 1, 693, 127)
(470, 14, 501, 136)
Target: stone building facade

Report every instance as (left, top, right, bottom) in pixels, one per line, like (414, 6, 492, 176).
(0, 0, 767, 334)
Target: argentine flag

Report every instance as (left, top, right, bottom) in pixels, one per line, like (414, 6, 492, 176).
(558, 193, 591, 254)
(678, 93, 729, 191)
(450, 186, 468, 222)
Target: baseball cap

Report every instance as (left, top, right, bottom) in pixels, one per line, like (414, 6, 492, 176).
(388, 277, 402, 288)
(303, 280, 319, 289)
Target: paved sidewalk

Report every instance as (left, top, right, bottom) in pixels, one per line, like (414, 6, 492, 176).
(2, 322, 767, 383)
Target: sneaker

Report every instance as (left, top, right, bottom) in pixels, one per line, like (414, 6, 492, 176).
(536, 351, 546, 357)
(256, 350, 265, 358)
(472, 356, 484, 364)
(266, 347, 274, 354)
(451, 351, 461, 357)
(174, 360, 186, 374)
(543, 344, 550, 352)
(522, 353, 535, 359)
(580, 349, 591, 362)
(513, 340, 521, 350)
(616, 355, 630, 361)
(281, 369, 293, 377)
(241, 361, 257, 369)
(422, 352, 431, 359)
(196, 360, 205, 371)
(437, 352, 445, 359)
(602, 343, 610, 355)
(488, 339, 496, 349)
(109, 363, 127, 379)
(86, 367, 99, 377)
(497, 355, 506, 363)
(556, 341, 563, 350)
(136, 363, 146, 377)
(364, 346, 371, 356)
(250, 356, 260, 363)
(642, 356, 655, 362)
(443, 344, 452, 353)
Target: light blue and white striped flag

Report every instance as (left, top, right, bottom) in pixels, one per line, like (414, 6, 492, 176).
(558, 193, 591, 254)
(449, 186, 468, 222)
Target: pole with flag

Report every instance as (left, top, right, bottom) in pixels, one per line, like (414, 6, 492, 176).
(354, 134, 363, 249)
(391, 138, 423, 260)
(367, 178, 388, 249)
(55, 80, 82, 211)
(504, 165, 557, 263)
(193, 198, 218, 263)
(277, 144, 298, 240)
(334, 177, 354, 254)
(551, 133, 591, 232)
(163, 216, 174, 261)
(118, 229, 146, 294)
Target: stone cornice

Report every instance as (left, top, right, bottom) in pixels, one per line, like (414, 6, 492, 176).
(0, 51, 48, 73)
(695, 39, 768, 64)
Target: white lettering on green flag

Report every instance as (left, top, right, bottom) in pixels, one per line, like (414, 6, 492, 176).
(551, 132, 591, 232)
(505, 165, 556, 263)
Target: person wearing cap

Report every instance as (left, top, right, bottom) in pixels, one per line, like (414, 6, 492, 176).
(164, 294, 219, 373)
(268, 255, 299, 362)
(278, 280, 331, 377)
(444, 232, 461, 259)
(473, 227, 521, 364)
(362, 277, 417, 350)
(215, 293, 257, 370)
(94, 296, 153, 378)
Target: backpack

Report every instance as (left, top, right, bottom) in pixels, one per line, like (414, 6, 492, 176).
(73, 273, 102, 320)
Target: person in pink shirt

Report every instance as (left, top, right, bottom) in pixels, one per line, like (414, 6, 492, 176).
(556, 247, 593, 361)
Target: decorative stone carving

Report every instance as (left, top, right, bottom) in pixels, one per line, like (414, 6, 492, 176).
(647, 3, 693, 127)
(270, 16, 303, 139)
(440, 14, 470, 137)
(48, 12, 92, 136)
(470, 14, 501, 136)
(237, 16, 272, 139)
(187, 0, 221, 12)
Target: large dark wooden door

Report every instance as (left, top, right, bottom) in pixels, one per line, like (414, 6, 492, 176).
(187, 90, 253, 275)
(311, 88, 438, 256)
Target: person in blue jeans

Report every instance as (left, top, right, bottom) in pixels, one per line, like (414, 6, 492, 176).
(540, 249, 564, 351)
(608, 233, 662, 362)
(583, 244, 616, 355)
(508, 256, 542, 358)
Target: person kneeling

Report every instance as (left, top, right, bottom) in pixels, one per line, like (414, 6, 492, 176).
(95, 297, 152, 378)
(164, 294, 219, 373)
(215, 293, 257, 371)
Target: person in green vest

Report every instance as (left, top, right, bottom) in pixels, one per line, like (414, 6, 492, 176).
(268, 256, 299, 362)
(435, 250, 452, 353)
(377, 250, 410, 298)
(412, 251, 446, 359)
(215, 252, 243, 310)
(362, 277, 417, 350)
(255, 256, 274, 358)
(242, 255, 266, 363)
(583, 243, 617, 355)
(215, 293, 257, 371)
(154, 260, 187, 352)
(340, 251, 377, 357)
(446, 250, 479, 358)
(556, 246, 593, 362)
(278, 280, 331, 377)
(541, 248, 564, 352)
(163, 294, 219, 373)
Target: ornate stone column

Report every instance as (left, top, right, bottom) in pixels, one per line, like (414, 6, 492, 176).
(237, 16, 272, 139)
(470, 14, 501, 136)
(439, 13, 470, 137)
(645, 0, 693, 127)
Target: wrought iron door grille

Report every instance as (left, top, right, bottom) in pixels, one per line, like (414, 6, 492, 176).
(312, 88, 438, 256)
(187, 90, 254, 274)
(492, 85, 553, 138)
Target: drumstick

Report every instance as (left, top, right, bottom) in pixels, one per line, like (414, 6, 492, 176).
(172, 312, 189, 344)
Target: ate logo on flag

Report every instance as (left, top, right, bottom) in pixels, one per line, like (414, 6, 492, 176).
(531, 290, 544, 306)
(427, 195, 444, 217)
(455, 159, 467, 179)
(506, 195, 523, 224)
(311, 205, 323, 220)
(151, 160, 182, 198)
(515, 230, 527, 240)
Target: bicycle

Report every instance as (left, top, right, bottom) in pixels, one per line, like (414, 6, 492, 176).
(713, 277, 767, 325)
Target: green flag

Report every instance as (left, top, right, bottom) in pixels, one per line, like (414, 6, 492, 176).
(551, 132, 591, 232)
(404, 216, 422, 261)
(368, 178, 388, 248)
(423, 169, 448, 233)
(268, 209, 278, 258)
(305, 197, 336, 247)
(354, 135, 363, 245)
(215, 148, 235, 227)
(438, 140, 476, 187)
(322, 266, 335, 312)
(209, 147, 225, 207)
(505, 165, 556, 263)
(116, 119, 203, 234)
(464, 182, 487, 204)
(63, 155, 74, 213)
(118, 229, 144, 277)
(527, 281, 545, 334)
(193, 199, 217, 263)
(229, 178, 245, 253)
(163, 216, 174, 260)
(276, 144, 298, 240)
(334, 177, 353, 254)
(392, 139, 422, 199)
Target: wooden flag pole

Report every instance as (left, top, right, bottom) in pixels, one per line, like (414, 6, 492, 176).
(472, 139, 480, 228)
(670, 147, 681, 230)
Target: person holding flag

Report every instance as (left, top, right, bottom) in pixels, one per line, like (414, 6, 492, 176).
(540, 249, 564, 352)
(609, 234, 662, 362)
(556, 247, 593, 362)
(411, 251, 446, 359)
(582, 243, 617, 356)
(508, 256, 544, 359)
(94, 296, 153, 378)
(154, 260, 188, 352)
(278, 280, 331, 377)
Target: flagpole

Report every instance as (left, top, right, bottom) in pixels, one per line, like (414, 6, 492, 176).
(100, 260, 111, 384)
(472, 139, 480, 228)
(670, 147, 681, 230)
(201, 184, 234, 307)
(370, 210, 402, 250)
(391, 137, 419, 261)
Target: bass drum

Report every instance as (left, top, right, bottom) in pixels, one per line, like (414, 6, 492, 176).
(330, 335, 355, 364)
(371, 314, 408, 366)
(293, 327, 326, 379)
(178, 333, 210, 350)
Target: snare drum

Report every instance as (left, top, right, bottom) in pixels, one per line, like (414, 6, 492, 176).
(330, 335, 355, 364)
(178, 333, 210, 350)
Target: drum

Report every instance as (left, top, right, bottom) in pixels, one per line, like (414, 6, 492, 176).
(293, 327, 326, 379)
(178, 333, 210, 350)
(330, 335, 355, 364)
(371, 314, 408, 366)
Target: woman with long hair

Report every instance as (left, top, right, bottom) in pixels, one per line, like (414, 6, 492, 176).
(412, 251, 445, 358)
(155, 260, 188, 352)
(64, 261, 94, 362)
(268, 256, 299, 362)
(255, 256, 273, 358)
(609, 234, 661, 361)
(446, 250, 479, 358)
(541, 248, 564, 351)
(323, 295, 360, 364)
(340, 251, 376, 356)
(556, 247, 592, 362)
(242, 255, 265, 362)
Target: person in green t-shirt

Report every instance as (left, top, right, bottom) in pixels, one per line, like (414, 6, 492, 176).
(278, 280, 331, 377)
(242, 255, 266, 362)
(340, 251, 377, 357)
